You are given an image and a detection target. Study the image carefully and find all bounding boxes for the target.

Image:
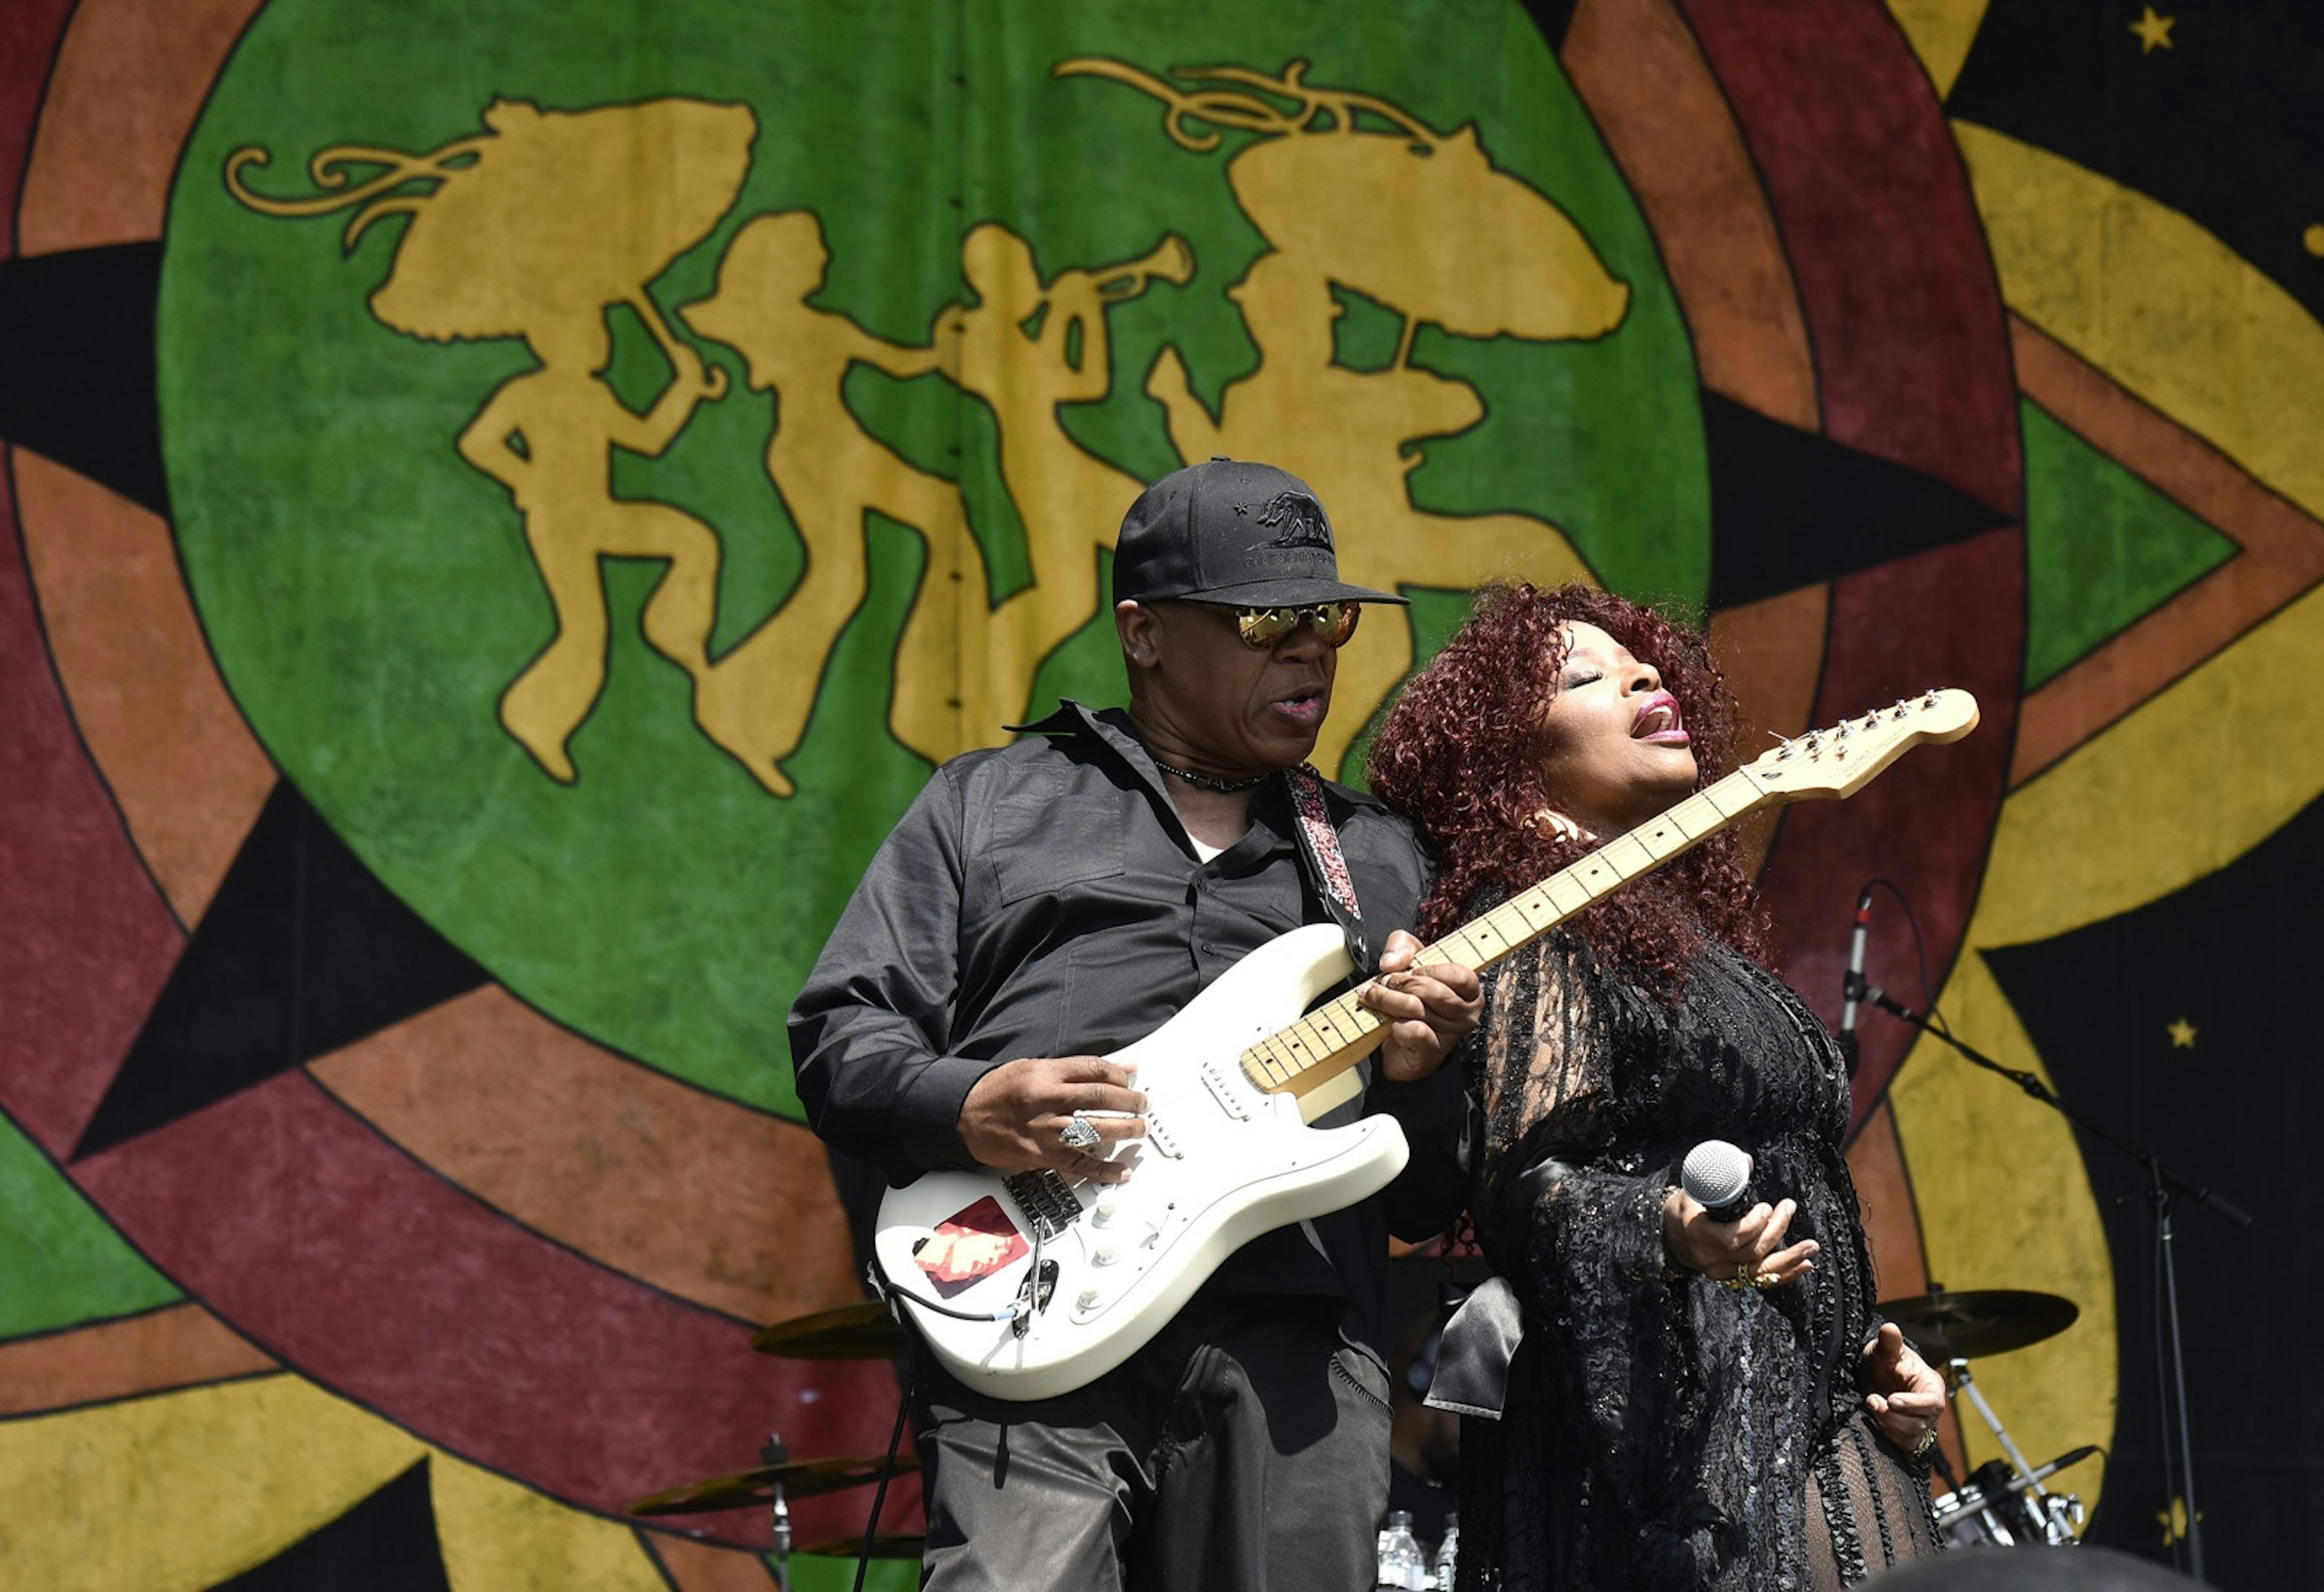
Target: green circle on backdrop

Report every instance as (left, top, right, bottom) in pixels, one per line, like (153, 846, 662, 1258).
(158, 0, 1708, 1117)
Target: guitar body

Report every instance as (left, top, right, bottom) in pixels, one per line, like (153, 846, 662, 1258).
(873, 923, 1410, 1402)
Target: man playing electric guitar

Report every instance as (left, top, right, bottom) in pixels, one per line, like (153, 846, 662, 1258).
(789, 456, 1480, 1590)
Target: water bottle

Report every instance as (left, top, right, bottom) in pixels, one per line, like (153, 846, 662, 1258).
(1433, 1513, 1460, 1591)
(1376, 1509, 1424, 1588)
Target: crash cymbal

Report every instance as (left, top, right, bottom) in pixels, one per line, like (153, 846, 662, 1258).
(626, 1452, 919, 1516)
(798, 1533, 927, 1559)
(750, 1299, 911, 1360)
(1877, 1288, 2079, 1363)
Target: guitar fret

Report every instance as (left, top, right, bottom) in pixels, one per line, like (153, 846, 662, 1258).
(1245, 1039, 1295, 1087)
(1702, 776, 1759, 818)
(1544, 875, 1590, 915)
(1307, 1001, 1364, 1050)
(1599, 833, 1656, 878)
(1667, 792, 1724, 839)
(1436, 929, 1485, 968)
(1463, 919, 1511, 964)
(1511, 890, 1560, 929)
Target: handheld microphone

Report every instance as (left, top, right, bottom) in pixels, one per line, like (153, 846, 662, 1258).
(1681, 1139, 1756, 1222)
(1839, 886, 1873, 1076)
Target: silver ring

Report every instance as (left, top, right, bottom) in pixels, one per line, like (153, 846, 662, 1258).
(1058, 1114, 1101, 1151)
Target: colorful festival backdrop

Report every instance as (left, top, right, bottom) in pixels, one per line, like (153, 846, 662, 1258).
(1, 0, 2316, 1585)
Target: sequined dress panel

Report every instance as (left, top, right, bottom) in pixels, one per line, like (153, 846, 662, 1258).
(1456, 930, 1939, 1591)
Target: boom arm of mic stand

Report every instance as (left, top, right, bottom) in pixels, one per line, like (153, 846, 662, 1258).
(1860, 987, 2254, 1229)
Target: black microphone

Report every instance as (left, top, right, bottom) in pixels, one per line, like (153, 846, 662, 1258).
(2007, 1445, 2101, 1493)
(1839, 886, 1873, 1074)
(1681, 1139, 1756, 1222)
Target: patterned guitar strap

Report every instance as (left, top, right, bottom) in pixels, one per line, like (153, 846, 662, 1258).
(1283, 764, 1370, 975)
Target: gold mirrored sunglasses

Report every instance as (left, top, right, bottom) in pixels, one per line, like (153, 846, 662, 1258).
(1200, 601, 1362, 650)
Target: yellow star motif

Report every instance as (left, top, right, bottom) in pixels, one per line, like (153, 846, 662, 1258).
(2166, 1018, 2198, 1049)
(2130, 6, 2176, 53)
(2156, 1494, 2202, 1545)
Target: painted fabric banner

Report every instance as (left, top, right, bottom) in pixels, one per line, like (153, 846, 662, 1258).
(0, 0, 2314, 1586)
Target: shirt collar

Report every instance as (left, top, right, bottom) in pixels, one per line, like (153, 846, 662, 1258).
(1014, 700, 1299, 860)
(1013, 698, 1388, 835)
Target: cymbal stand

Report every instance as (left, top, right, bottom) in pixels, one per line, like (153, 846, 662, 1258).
(761, 1432, 791, 1592)
(1857, 979, 2251, 1580)
(1945, 1356, 2068, 1540)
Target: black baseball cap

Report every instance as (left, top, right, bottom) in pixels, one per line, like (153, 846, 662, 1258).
(1112, 457, 1407, 608)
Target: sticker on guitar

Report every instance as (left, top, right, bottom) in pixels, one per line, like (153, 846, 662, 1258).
(914, 1197, 1029, 1293)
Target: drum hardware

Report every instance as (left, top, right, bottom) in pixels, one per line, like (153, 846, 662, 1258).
(624, 1446, 921, 1513)
(1879, 1284, 2094, 1549)
(1946, 1352, 2096, 1546)
(628, 1440, 924, 1592)
(798, 1532, 928, 1559)
(1931, 1450, 2095, 1547)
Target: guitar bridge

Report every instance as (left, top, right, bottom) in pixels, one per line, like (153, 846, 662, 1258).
(1003, 1169, 1084, 1241)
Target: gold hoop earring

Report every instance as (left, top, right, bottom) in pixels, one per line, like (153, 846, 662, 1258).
(1535, 809, 1592, 845)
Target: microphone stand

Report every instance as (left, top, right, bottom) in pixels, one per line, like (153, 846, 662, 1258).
(1853, 978, 2252, 1582)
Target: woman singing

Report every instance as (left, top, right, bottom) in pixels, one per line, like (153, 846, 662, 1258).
(1368, 584, 1945, 1590)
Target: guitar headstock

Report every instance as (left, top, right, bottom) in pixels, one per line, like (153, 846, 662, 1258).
(1738, 689, 1979, 801)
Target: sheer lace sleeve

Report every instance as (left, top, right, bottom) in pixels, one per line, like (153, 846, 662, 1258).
(1471, 938, 1699, 1546)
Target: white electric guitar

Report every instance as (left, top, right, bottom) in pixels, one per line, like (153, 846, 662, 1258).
(875, 689, 1980, 1399)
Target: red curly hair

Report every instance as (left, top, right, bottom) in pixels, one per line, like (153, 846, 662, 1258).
(1367, 582, 1767, 992)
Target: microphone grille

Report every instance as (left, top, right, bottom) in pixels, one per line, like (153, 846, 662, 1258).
(1681, 1139, 1752, 1209)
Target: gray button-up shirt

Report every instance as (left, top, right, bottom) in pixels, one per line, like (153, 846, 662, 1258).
(788, 700, 1469, 1355)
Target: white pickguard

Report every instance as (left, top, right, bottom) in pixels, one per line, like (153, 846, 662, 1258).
(873, 923, 1407, 1402)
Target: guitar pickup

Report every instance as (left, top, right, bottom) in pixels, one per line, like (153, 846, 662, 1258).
(1200, 1057, 1252, 1120)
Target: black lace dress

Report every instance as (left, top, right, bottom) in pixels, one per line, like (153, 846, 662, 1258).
(1446, 927, 1941, 1591)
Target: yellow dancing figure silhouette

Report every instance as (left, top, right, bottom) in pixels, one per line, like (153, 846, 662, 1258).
(681, 211, 969, 796)
(456, 304, 730, 783)
(1057, 58, 1631, 771)
(893, 223, 1193, 761)
(1145, 252, 1596, 772)
(228, 97, 768, 788)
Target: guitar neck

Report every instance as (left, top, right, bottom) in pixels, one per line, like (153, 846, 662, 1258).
(1243, 763, 1772, 1099)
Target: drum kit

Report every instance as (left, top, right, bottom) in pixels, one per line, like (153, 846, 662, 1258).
(626, 1298, 921, 1584)
(640, 1283, 2098, 1573)
(1878, 1283, 2098, 1550)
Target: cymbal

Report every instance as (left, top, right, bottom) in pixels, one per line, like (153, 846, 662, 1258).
(1877, 1288, 2079, 1363)
(751, 1300, 911, 1360)
(798, 1533, 927, 1559)
(626, 1452, 919, 1516)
